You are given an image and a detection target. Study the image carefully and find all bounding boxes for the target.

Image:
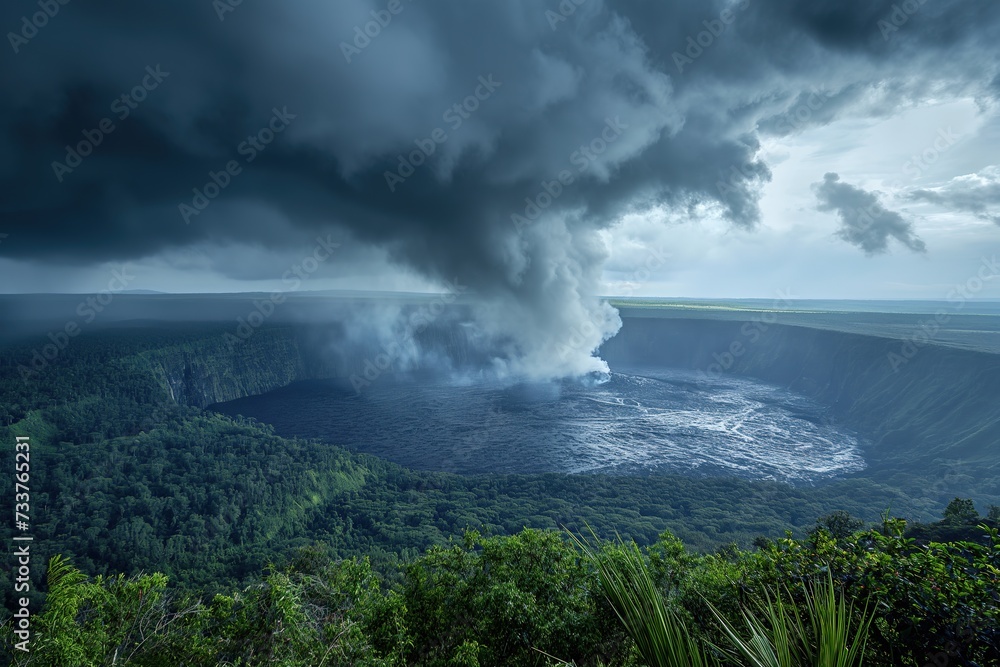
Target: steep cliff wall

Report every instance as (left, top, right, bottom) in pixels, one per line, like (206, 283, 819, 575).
(600, 316, 1000, 472)
(138, 316, 1000, 474)
(136, 328, 310, 408)
(131, 322, 487, 408)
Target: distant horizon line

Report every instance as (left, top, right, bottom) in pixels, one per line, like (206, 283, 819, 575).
(2, 290, 1000, 302)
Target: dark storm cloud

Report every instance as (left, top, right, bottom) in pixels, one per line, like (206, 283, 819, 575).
(621, 0, 1000, 110)
(909, 167, 1000, 225)
(12, 0, 994, 265)
(813, 173, 926, 255)
(1, 0, 998, 376)
(0, 2, 685, 266)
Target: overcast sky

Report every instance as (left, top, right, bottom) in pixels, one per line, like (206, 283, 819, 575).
(1, 0, 998, 302)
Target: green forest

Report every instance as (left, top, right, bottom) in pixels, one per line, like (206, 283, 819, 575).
(6, 510, 1000, 666)
(1, 326, 998, 665)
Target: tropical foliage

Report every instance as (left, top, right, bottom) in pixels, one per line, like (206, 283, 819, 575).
(2, 326, 999, 665)
(5, 515, 999, 666)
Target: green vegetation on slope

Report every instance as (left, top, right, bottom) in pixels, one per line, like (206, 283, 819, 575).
(6, 518, 999, 666)
(0, 325, 945, 595)
(1, 323, 998, 664)
(0, 403, 937, 614)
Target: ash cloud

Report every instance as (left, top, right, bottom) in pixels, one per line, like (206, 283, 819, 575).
(813, 173, 926, 255)
(1, 0, 999, 379)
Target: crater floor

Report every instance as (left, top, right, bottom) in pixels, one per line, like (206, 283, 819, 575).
(213, 365, 867, 484)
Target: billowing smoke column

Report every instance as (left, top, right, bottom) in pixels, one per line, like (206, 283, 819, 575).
(13, 0, 991, 377)
(477, 216, 624, 380)
(0, 1, 697, 381)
